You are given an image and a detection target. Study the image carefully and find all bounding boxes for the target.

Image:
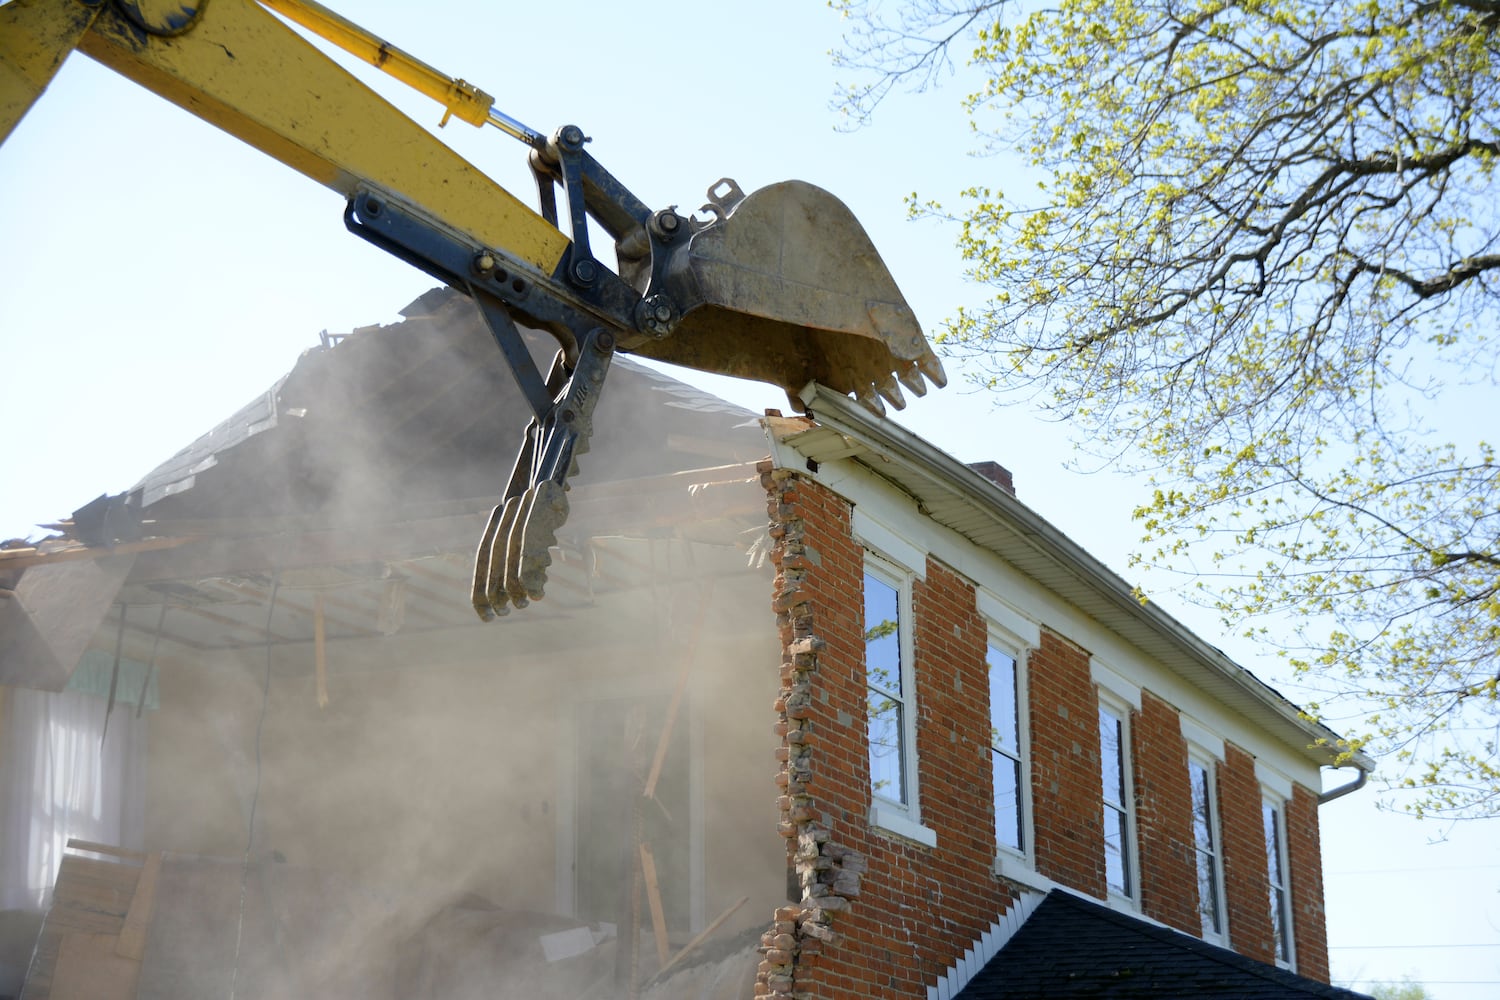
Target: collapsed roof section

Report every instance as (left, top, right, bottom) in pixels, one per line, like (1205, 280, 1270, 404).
(1, 288, 774, 686)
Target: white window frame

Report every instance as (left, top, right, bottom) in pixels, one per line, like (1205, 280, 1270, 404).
(987, 637, 1029, 862)
(862, 551, 935, 847)
(1097, 693, 1137, 905)
(1187, 753, 1227, 944)
(1262, 792, 1295, 970)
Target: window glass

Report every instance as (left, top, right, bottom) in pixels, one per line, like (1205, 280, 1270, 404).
(864, 568, 906, 804)
(988, 645, 1023, 852)
(1264, 800, 1291, 964)
(1190, 759, 1223, 937)
(1099, 704, 1132, 897)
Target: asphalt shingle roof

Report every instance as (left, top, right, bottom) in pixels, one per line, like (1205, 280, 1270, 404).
(955, 891, 1372, 1000)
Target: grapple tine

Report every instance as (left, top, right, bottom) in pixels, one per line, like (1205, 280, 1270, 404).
(854, 387, 887, 418)
(472, 504, 505, 621)
(503, 491, 536, 609)
(517, 480, 568, 601)
(486, 496, 524, 615)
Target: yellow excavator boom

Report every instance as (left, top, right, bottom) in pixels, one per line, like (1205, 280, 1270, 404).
(0, 0, 947, 618)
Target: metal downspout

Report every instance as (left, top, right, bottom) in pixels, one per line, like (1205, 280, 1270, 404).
(1317, 767, 1369, 805)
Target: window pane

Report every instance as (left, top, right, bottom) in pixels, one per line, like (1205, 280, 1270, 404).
(1197, 843, 1221, 935)
(1264, 801, 1290, 962)
(1190, 763, 1213, 850)
(992, 750, 1022, 851)
(1270, 884, 1289, 961)
(864, 572, 901, 697)
(987, 646, 1018, 754)
(1263, 803, 1283, 885)
(1103, 805, 1130, 895)
(1190, 760, 1220, 936)
(867, 689, 905, 803)
(1099, 707, 1124, 806)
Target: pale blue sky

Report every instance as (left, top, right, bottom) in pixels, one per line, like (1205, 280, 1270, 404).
(1, 2, 1495, 993)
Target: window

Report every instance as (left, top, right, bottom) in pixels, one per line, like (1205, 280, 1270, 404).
(1189, 758, 1225, 939)
(988, 644, 1024, 854)
(1098, 701, 1133, 899)
(863, 555, 934, 846)
(1263, 797, 1293, 966)
(864, 561, 908, 805)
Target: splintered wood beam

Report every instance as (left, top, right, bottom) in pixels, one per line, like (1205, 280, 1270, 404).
(654, 896, 750, 981)
(115, 851, 162, 961)
(638, 843, 670, 968)
(0, 534, 198, 570)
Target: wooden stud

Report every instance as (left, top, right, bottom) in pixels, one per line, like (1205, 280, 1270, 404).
(115, 851, 162, 961)
(314, 593, 328, 707)
(654, 895, 750, 980)
(638, 843, 670, 967)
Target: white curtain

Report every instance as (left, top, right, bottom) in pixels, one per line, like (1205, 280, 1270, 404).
(0, 684, 148, 911)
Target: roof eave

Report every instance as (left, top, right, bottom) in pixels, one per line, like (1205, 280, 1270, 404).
(785, 382, 1373, 775)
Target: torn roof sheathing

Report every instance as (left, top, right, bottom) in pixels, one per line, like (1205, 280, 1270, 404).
(2, 288, 775, 679)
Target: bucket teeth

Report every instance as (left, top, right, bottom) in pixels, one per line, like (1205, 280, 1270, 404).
(854, 387, 887, 418)
(877, 376, 907, 411)
(917, 353, 948, 390)
(896, 362, 929, 398)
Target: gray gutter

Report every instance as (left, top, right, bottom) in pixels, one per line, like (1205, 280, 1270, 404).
(794, 382, 1375, 775)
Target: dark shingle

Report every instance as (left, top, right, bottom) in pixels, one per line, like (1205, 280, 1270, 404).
(955, 891, 1372, 1000)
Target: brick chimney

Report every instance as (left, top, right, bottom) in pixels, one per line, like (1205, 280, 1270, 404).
(966, 460, 1016, 498)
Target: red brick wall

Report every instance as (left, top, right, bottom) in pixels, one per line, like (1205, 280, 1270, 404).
(1219, 743, 1275, 963)
(757, 466, 1017, 999)
(1132, 690, 1200, 934)
(1027, 630, 1106, 897)
(754, 462, 1333, 996)
(1288, 784, 1331, 981)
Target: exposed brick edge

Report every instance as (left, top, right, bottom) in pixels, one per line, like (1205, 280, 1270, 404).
(755, 461, 865, 999)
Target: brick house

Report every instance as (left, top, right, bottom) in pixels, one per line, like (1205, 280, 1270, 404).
(752, 384, 1372, 999)
(0, 291, 1370, 998)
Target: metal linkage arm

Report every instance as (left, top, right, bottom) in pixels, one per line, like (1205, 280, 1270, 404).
(344, 189, 622, 619)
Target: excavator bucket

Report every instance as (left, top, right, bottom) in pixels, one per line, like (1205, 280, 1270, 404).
(630, 180, 947, 415)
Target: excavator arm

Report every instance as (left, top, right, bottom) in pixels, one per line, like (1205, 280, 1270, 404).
(0, 0, 947, 618)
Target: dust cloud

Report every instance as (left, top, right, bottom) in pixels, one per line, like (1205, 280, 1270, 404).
(7, 292, 788, 998)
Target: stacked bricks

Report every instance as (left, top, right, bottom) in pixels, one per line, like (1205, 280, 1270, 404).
(1132, 690, 1200, 934)
(756, 464, 1018, 998)
(1218, 743, 1276, 964)
(1288, 784, 1331, 981)
(1026, 630, 1108, 897)
(754, 459, 1336, 993)
(757, 460, 869, 998)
